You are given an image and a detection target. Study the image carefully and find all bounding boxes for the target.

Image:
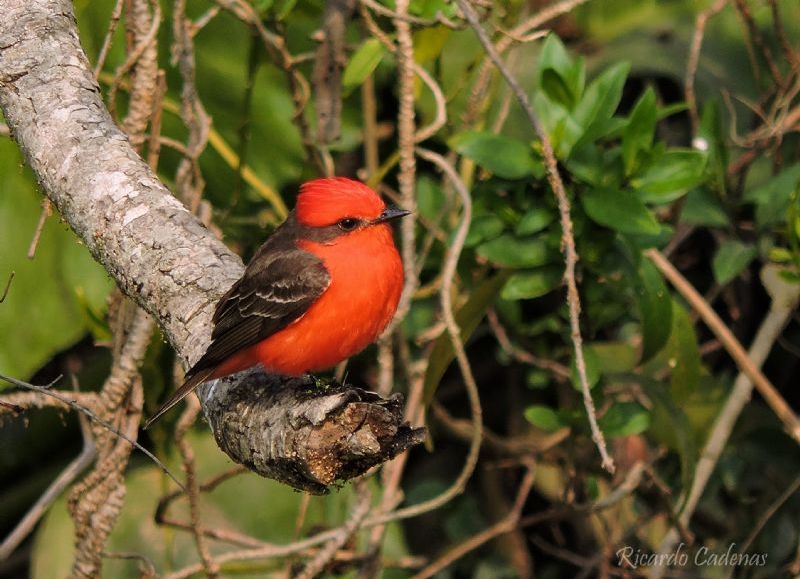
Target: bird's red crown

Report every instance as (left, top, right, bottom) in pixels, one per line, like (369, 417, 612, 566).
(296, 177, 386, 227)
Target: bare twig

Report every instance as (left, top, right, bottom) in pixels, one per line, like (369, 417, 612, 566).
(313, 0, 356, 144)
(648, 263, 800, 579)
(457, 0, 614, 473)
(356, 4, 447, 145)
(93, 0, 125, 78)
(174, 392, 219, 577)
(0, 411, 96, 560)
(102, 551, 157, 578)
(0, 372, 183, 490)
(295, 481, 371, 579)
(384, 0, 419, 334)
(213, 0, 326, 174)
(735, 474, 800, 563)
(463, 0, 593, 126)
(107, 0, 161, 122)
(173, 0, 210, 211)
(413, 64, 447, 143)
(67, 307, 154, 578)
(733, 0, 783, 87)
(431, 401, 569, 455)
(0, 271, 14, 303)
(359, 0, 461, 28)
(412, 462, 536, 578)
(685, 0, 728, 134)
(487, 309, 571, 380)
(646, 251, 800, 442)
(27, 198, 52, 259)
(364, 147, 482, 525)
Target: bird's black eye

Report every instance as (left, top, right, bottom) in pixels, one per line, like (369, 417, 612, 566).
(337, 218, 359, 231)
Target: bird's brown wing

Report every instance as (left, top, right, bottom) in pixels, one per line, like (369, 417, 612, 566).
(198, 250, 331, 373)
(144, 248, 330, 428)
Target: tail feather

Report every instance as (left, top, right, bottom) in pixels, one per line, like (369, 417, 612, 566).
(143, 367, 216, 429)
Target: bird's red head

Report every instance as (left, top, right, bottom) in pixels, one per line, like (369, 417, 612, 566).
(296, 178, 386, 227)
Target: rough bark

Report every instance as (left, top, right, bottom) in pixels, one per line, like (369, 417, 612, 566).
(200, 371, 425, 494)
(0, 0, 422, 492)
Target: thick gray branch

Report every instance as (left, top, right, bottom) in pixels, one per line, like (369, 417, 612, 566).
(0, 0, 241, 365)
(0, 0, 422, 493)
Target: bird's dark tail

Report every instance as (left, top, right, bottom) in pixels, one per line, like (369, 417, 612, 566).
(143, 367, 216, 429)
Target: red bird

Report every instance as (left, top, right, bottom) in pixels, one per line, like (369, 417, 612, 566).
(144, 177, 409, 428)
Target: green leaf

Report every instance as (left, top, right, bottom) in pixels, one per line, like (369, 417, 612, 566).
(477, 234, 552, 268)
(0, 140, 113, 380)
(666, 300, 701, 403)
(599, 402, 651, 437)
(570, 346, 601, 391)
(501, 267, 562, 300)
(634, 149, 708, 203)
(423, 271, 512, 404)
(680, 189, 730, 227)
(712, 240, 757, 285)
(532, 92, 584, 160)
(573, 62, 629, 134)
(413, 26, 451, 63)
(274, 0, 298, 19)
(744, 163, 800, 226)
(644, 380, 697, 492)
(516, 207, 555, 235)
(622, 87, 657, 176)
(541, 69, 575, 110)
(465, 215, 506, 247)
(636, 258, 672, 362)
(698, 101, 729, 194)
(525, 405, 565, 432)
(537, 35, 585, 109)
(591, 341, 639, 374)
(581, 188, 661, 235)
(342, 39, 386, 94)
(450, 131, 538, 179)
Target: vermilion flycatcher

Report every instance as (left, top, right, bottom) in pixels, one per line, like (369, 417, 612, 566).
(144, 177, 409, 428)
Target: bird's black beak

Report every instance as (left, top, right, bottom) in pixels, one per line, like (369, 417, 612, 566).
(374, 206, 412, 224)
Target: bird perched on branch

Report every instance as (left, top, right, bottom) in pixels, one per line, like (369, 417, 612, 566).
(144, 177, 410, 428)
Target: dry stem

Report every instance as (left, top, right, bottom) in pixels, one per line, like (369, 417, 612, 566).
(457, 0, 614, 473)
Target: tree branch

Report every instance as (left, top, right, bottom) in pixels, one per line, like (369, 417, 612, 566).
(0, 0, 422, 493)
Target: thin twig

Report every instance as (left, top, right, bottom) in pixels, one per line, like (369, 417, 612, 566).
(487, 309, 571, 380)
(175, 391, 219, 577)
(103, 551, 157, 578)
(359, 0, 461, 28)
(457, 0, 614, 473)
(363, 147, 482, 526)
(0, 373, 184, 491)
(93, 0, 126, 78)
(412, 462, 536, 578)
(0, 271, 14, 303)
(646, 251, 800, 442)
(0, 410, 96, 560)
(685, 0, 728, 135)
(381, 0, 419, 337)
(295, 481, 372, 579)
(27, 198, 52, 259)
(648, 263, 800, 579)
(463, 0, 593, 126)
(735, 474, 800, 562)
(107, 0, 161, 119)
